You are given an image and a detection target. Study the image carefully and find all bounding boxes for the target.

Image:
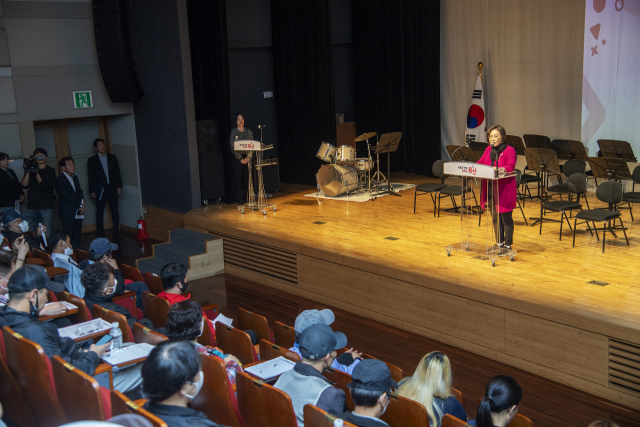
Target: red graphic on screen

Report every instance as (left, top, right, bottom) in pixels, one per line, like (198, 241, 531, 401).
(594, 0, 606, 13)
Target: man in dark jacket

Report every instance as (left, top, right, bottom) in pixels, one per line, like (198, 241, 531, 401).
(55, 157, 85, 249)
(87, 138, 123, 239)
(0, 153, 24, 218)
(1, 209, 46, 251)
(80, 262, 155, 330)
(21, 148, 56, 236)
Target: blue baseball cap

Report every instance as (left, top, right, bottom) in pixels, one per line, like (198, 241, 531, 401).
(299, 323, 347, 360)
(89, 237, 118, 256)
(348, 359, 398, 391)
(1, 209, 27, 226)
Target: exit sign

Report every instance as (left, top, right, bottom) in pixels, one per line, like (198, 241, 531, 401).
(73, 91, 93, 108)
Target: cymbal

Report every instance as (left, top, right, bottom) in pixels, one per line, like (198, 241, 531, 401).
(354, 132, 377, 142)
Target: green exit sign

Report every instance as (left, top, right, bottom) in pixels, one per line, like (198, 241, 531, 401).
(73, 91, 93, 108)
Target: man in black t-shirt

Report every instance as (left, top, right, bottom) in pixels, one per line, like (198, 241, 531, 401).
(21, 148, 56, 237)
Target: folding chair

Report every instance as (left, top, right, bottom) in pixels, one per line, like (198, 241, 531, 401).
(215, 322, 258, 365)
(272, 320, 296, 348)
(259, 339, 301, 363)
(380, 391, 429, 427)
(33, 248, 54, 267)
(143, 271, 165, 295)
(121, 263, 146, 284)
(141, 292, 171, 328)
(236, 371, 297, 427)
(237, 307, 273, 343)
(303, 404, 358, 427)
(51, 355, 112, 421)
(56, 291, 91, 323)
(541, 174, 589, 240)
(322, 366, 354, 410)
(131, 322, 168, 346)
(192, 353, 244, 427)
(414, 160, 448, 216)
(92, 304, 134, 343)
(0, 332, 36, 427)
(110, 390, 168, 427)
(546, 159, 586, 200)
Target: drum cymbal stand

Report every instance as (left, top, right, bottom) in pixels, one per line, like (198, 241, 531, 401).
(371, 135, 387, 193)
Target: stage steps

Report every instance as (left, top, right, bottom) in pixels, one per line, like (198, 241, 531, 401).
(136, 228, 224, 280)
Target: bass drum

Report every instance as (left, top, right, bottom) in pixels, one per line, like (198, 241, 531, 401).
(317, 164, 359, 197)
(316, 141, 337, 163)
(354, 158, 374, 171)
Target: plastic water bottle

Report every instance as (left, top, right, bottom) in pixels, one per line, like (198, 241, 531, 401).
(333, 419, 343, 427)
(110, 322, 123, 352)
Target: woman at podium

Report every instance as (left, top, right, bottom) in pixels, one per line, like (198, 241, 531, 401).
(477, 125, 517, 251)
(230, 113, 254, 204)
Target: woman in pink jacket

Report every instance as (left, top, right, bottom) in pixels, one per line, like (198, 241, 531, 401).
(477, 125, 517, 251)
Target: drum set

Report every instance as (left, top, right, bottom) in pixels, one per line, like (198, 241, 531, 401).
(315, 132, 380, 197)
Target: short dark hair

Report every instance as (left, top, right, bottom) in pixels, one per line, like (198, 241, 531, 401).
(161, 263, 187, 290)
(165, 300, 203, 341)
(142, 340, 200, 402)
(33, 148, 48, 157)
(350, 388, 390, 407)
(0, 152, 9, 162)
(58, 157, 74, 168)
(48, 229, 70, 252)
(0, 250, 16, 276)
(80, 262, 112, 295)
(93, 138, 105, 148)
(89, 249, 111, 262)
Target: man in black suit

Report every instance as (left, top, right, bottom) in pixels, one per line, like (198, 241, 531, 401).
(55, 157, 85, 248)
(87, 138, 123, 239)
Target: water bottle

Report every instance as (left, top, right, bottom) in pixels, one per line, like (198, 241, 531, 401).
(110, 322, 123, 352)
(333, 419, 343, 427)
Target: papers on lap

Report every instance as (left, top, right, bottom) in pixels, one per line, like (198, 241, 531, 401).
(58, 318, 111, 339)
(101, 343, 155, 365)
(245, 356, 296, 381)
(46, 301, 77, 310)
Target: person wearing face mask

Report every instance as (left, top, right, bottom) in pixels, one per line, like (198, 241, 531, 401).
(338, 359, 398, 427)
(49, 229, 85, 297)
(80, 262, 155, 330)
(158, 263, 191, 304)
(275, 323, 349, 427)
(21, 148, 56, 237)
(0, 152, 24, 217)
(142, 340, 226, 427)
(55, 157, 85, 249)
(1, 209, 46, 251)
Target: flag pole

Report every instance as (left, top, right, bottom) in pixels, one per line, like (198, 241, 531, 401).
(478, 62, 483, 83)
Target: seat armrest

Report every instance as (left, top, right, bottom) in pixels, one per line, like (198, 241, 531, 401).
(94, 363, 114, 390)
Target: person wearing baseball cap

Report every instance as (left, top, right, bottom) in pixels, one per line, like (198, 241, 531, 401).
(275, 323, 349, 427)
(337, 359, 398, 427)
(291, 308, 363, 375)
(0, 209, 46, 251)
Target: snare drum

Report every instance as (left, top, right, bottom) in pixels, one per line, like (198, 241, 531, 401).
(316, 142, 337, 163)
(354, 158, 374, 171)
(336, 145, 355, 165)
(317, 164, 359, 197)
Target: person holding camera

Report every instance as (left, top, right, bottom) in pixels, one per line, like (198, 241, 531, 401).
(87, 138, 123, 239)
(0, 153, 24, 219)
(55, 157, 85, 249)
(21, 148, 56, 237)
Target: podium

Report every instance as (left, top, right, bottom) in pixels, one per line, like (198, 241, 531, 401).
(234, 140, 276, 215)
(443, 162, 517, 266)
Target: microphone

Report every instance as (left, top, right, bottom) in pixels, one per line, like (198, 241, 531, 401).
(490, 146, 497, 166)
(258, 125, 266, 129)
(235, 135, 239, 141)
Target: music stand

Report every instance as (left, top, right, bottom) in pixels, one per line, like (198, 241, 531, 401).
(372, 132, 402, 196)
(523, 134, 552, 150)
(552, 140, 588, 161)
(504, 135, 526, 156)
(469, 141, 489, 156)
(446, 145, 482, 163)
(524, 148, 562, 227)
(597, 140, 637, 162)
(587, 157, 632, 235)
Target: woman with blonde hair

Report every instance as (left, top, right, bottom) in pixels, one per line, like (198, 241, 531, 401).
(397, 351, 466, 427)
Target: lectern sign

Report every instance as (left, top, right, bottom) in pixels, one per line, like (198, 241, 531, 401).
(443, 162, 496, 179)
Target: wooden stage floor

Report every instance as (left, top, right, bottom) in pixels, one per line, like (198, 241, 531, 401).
(183, 173, 640, 410)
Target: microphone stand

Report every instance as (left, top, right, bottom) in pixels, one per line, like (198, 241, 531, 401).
(450, 141, 470, 161)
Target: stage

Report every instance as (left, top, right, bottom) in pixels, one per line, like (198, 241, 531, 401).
(183, 173, 640, 410)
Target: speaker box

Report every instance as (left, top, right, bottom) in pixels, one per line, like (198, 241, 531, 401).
(253, 158, 280, 193)
(197, 119, 220, 154)
(92, 0, 144, 103)
(199, 152, 225, 201)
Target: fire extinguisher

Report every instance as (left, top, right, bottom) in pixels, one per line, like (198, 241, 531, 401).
(135, 216, 150, 241)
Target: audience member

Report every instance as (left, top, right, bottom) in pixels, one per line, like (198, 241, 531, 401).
(10, 235, 29, 270)
(55, 157, 85, 248)
(159, 263, 191, 304)
(588, 421, 620, 427)
(396, 351, 466, 427)
(49, 229, 84, 297)
(165, 300, 243, 385)
(0, 152, 24, 217)
(338, 359, 397, 427)
(275, 323, 348, 427)
(468, 375, 522, 427)
(141, 340, 225, 427)
(1, 209, 46, 251)
(79, 237, 149, 310)
(291, 309, 362, 374)
(21, 148, 56, 236)
(88, 138, 123, 239)
(80, 262, 155, 330)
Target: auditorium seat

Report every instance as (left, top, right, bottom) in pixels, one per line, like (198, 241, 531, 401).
(414, 160, 448, 216)
(236, 371, 297, 427)
(121, 263, 146, 284)
(215, 322, 258, 365)
(132, 322, 168, 346)
(51, 355, 112, 421)
(380, 391, 429, 427)
(509, 414, 535, 427)
(75, 248, 90, 263)
(322, 366, 354, 410)
(273, 320, 296, 348)
(113, 290, 143, 320)
(442, 414, 468, 427)
(92, 304, 134, 343)
(303, 404, 358, 427)
(33, 248, 54, 267)
(141, 292, 171, 328)
(451, 387, 465, 408)
(361, 354, 404, 384)
(192, 353, 244, 427)
(0, 331, 36, 427)
(56, 291, 91, 324)
(110, 390, 168, 427)
(198, 315, 217, 347)
(258, 339, 301, 363)
(143, 271, 165, 295)
(237, 307, 273, 343)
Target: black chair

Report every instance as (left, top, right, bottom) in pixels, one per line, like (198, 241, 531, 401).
(547, 159, 586, 200)
(436, 176, 479, 218)
(514, 170, 528, 225)
(573, 181, 630, 253)
(541, 174, 589, 240)
(620, 165, 640, 221)
(414, 160, 448, 216)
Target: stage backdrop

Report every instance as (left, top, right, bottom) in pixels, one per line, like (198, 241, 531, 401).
(441, 0, 585, 159)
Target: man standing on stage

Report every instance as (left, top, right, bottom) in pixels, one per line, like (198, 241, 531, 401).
(87, 138, 123, 239)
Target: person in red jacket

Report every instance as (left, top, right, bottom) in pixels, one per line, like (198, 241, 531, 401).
(158, 262, 191, 304)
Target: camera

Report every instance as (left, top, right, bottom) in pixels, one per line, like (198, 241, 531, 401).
(23, 156, 38, 173)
